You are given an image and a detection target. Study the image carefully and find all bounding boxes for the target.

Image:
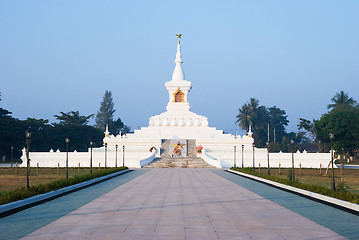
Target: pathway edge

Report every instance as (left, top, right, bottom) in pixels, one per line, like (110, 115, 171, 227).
(227, 169, 359, 214)
(0, 169, 131, 217)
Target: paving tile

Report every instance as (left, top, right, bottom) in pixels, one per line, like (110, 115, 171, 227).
(21, 169, 346, 240)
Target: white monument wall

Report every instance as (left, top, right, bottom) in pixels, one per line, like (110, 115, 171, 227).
(20, 147, 157, 169)
(202, 146, 334, 169)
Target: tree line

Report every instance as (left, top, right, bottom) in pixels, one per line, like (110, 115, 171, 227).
(236, 98, 294, 150)
(0, 91, 130, 161)
(299, 91, 359, 160)
(236, 91, 359, 160)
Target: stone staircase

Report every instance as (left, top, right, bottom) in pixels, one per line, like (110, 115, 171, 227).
(143, 157, 216, 168)
(144, 139, 215, 168)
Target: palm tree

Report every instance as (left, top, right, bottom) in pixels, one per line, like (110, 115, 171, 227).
(327, 91, 357, 109)
(236, 98, 270, 147)
(247, 98, 261, 129)
(236, 103, 252, 131)
(248, 98, 259, 113)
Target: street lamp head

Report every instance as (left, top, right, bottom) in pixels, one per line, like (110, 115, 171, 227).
(329, 133, 334, 140)
(25, 130, 31, 139)
(291, 139, 294, 145)
(65, 137, 70, 144)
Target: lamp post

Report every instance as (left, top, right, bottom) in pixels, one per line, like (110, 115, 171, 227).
(252, 143, 255, 172)
(266, 141, 270, 175)
(115, 144, 118, 168)
(122, 146, 125, 167)
(11, 146, 13, 168)
(90, 141, 93, 174)
(241, 145, 244, 168)
(330, 133, 336, 191)
(65, 137, 70, 179)
(291, 139, 295, 182)
(233, 145, 237, 168)
(25, 130, 31, 189)
(104, 143, 108, 169)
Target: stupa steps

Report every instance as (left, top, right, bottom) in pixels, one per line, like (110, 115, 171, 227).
(160, 139, 197, 158)
(143, 157, 215, 168)
(146, 139, 213, 168)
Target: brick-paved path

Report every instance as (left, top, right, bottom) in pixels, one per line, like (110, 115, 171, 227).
(20, 169, 346, 240)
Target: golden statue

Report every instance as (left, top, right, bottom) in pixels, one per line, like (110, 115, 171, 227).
(172, 141, 185, 150)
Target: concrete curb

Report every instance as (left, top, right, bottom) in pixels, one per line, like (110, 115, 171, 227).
(0, 169, 131, 217)
(227, 169, 359, 214)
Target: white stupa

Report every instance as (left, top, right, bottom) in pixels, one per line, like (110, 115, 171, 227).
(104, 34, 253, 167)
(20, 35, 331, 170)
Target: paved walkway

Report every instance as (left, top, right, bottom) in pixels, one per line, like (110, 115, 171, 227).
(0, 169, 147, 240)
(20, 169, 345, 240)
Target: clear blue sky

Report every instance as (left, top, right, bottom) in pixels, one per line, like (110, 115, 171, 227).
(1, 1, 358, 135)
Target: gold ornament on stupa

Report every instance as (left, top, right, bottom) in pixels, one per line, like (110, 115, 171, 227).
(176, 33, 182, 43)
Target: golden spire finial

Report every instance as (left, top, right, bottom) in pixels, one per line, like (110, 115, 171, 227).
(176, 33, 182, 43)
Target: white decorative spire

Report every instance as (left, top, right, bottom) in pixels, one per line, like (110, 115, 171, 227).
(171, 33, 185, 81)
(247, 124, 253, 137)
(165, 33, 192, 112)
(104, 124, 109, 137)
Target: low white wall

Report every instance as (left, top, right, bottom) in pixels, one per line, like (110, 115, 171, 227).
(20, 145, 334, 169)
(204, 146, 335, 169)
(20, 146, 157, 169)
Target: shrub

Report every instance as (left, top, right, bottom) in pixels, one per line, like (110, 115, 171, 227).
(337, 180, 349, 192)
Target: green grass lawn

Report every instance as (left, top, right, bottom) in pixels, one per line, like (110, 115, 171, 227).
(0, 167, 128, 205)
(244, 167, 359, 195)
(0, 167, 118, 192)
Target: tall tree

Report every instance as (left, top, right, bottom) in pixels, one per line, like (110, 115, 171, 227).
(248, 98, 259, 116)
(53, 111, 102, 151)
(54, 111, 94, 126)
(0, 108, 12, 118)
(236, 98, 294, 147)
(248, 98, 266, 130)
(267, 106, 288, 143)
(0, 108, 24, 160)
(235, 103, 252, 131)
(22, 118, 52, 151)
(315, 105, 359, 158)
(236, 98, 269, 147)
(251, 106, 269, 147)
(96, 90, 116, 130)
(327, 91, 357, 109)
(122, 125, 131, 135)
(95, 91, 124, 135)
(298, 118, 323, 152)
(109, 117, 124, 136)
